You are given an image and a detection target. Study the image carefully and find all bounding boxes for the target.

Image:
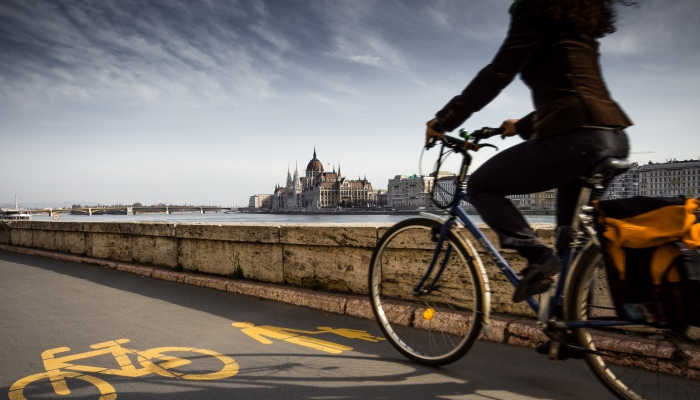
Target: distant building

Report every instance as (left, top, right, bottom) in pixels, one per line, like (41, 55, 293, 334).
(605, 159, 700, 199)
(531, 189, 557, 210)
(387, 174, 435, 209)
(508, 193, 532, 209)
(507, 189, 556, 211)
(387, 171, 557, 212)
(249, 194, 273, 209)
(637, 159, 700, 198)
(375, 190, 388, 208)
(604, 163, 640, 199)
(271, 149, 379, 210)
(386, 171, 463, 209)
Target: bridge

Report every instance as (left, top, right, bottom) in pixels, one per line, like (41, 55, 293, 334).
(29, 206, 233, 217)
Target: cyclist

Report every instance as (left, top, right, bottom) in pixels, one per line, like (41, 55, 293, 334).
(426, 0, 633, 302)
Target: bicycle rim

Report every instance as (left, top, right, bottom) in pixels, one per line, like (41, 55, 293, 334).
(567, 249, 700, 400)
(369, 218, 483, 366)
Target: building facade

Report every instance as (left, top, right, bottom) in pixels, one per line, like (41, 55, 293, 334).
(507, 189, 557, 210)
(271, 149, 378, 210)
(387, 174, 435, 209)
(248, 194, 273, 209)
(604, 163, 640, 199)
(386, 171, 462, 209)
(605, 159, 700, 199)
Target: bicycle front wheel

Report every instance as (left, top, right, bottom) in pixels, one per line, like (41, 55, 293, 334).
(566, 246, 700, 400)
(369, 217, 485, 366)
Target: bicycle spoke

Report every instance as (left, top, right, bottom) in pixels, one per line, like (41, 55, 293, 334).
(567, 247, 700, 400)
(369, 218, 484, 366)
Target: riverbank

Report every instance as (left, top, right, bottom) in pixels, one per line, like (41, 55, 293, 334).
(31, 211, 556, 224)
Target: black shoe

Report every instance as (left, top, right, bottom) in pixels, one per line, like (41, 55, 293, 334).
(512, 251, 562, 303)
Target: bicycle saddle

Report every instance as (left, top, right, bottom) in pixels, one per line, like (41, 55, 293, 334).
(583, 157, 632, 187)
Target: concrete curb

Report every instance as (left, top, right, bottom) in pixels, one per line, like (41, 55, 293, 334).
(0, 243, 546, 349)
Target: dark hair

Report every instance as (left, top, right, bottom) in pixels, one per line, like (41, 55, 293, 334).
(543, 0, 636, 38)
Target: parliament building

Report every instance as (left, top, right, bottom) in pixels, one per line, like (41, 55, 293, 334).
(271, 149, 377, 210)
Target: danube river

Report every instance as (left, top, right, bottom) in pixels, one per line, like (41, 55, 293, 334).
(31, 212, 556, 225)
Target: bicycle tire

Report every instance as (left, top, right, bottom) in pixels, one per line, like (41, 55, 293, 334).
(369, 217, 485, 366)
(565, 244, 700, 400)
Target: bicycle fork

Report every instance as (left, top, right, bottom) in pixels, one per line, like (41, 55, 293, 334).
(412, 218, 457, 296)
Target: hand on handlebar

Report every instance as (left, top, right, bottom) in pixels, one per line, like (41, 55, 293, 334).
(425, 118, 445, 149)
(500, 119, 519, 138)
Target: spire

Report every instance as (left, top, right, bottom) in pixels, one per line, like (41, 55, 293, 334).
(294, 161, 301, 189)
(338, 164, 341, 177)
(313, 147, 317, 160)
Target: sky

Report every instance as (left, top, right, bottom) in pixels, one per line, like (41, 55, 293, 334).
(1, 0, 699, 207)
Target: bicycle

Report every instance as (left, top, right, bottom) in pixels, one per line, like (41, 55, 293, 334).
(8, 338, 239, 400)
(368, 127, 699, 400)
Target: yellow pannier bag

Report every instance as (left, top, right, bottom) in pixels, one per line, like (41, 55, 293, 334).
(599, 197, 699, 283)
(595, 197, 700, 329)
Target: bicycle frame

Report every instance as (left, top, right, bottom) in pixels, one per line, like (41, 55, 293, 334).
(418, 150, 635, 330)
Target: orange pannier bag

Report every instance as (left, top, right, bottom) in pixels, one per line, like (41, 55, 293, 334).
(595, 197, 700, 330)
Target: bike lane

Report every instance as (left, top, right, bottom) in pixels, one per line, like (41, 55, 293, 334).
(0, 251, 615, 400)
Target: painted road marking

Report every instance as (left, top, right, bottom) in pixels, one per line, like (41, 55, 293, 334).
(8, 339, 238, 400)
(232, 322, 384, 354)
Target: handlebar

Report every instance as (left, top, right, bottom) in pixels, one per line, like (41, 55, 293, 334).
(427, 126, 505, 152)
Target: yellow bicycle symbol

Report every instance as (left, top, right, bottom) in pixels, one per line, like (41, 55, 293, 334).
(8, 338, 239, 400)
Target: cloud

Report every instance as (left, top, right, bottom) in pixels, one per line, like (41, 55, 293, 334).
(0, 0, 283, 111)
(318, 2, 409, 72)
(1, 0, 699, 205)
(603, 0, 700, 58)
(330, 35, 408, 71)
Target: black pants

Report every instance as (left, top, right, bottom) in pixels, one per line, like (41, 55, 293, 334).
(467, 128, 630, 255)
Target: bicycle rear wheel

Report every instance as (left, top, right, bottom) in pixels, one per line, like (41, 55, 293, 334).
(566, 246, 700, 400)
(369, 217, 485, 366)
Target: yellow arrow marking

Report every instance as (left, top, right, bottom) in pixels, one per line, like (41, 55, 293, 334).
(232, 322, 384, 354)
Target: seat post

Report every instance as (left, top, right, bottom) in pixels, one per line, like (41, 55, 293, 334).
(568, 164, 611, 249)
(569, 186, 592, 246)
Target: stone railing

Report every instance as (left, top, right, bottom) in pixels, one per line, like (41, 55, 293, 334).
(0, 220, 555, 316)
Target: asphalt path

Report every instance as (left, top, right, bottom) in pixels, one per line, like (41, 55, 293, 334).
(0, 250, 616, 400)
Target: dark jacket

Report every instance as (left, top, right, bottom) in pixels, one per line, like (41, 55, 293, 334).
(434, 1, 632, 139)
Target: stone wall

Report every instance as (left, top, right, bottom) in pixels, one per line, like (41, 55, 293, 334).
(0, 220, 555, 316)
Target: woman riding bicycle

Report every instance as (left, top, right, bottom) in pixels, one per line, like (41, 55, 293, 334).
(426, 0, 633, 302)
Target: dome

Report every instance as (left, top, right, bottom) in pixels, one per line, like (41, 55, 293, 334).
(306, 148, 324, 174)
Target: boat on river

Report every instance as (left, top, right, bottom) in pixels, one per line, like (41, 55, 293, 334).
(0, 208, 31, 220)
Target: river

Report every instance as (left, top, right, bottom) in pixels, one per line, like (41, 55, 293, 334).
(30, 212, 555, 225)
